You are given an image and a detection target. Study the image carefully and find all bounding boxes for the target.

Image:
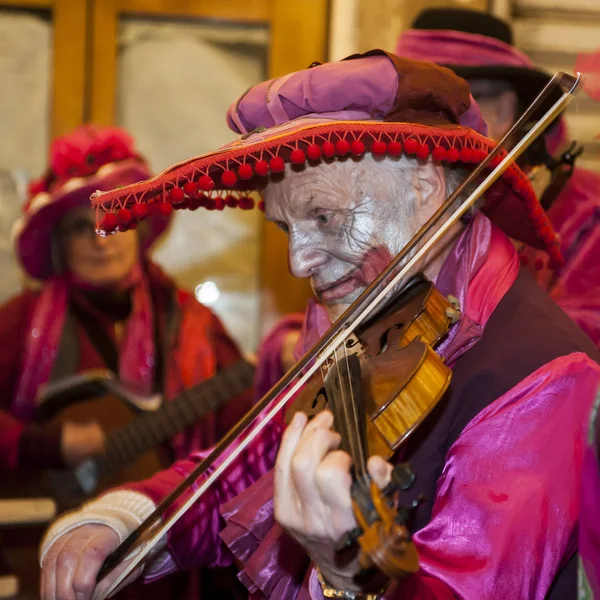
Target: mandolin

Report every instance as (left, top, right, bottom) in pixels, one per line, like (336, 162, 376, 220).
(0, 359, 255, 600)
(4, 358, 255, 511)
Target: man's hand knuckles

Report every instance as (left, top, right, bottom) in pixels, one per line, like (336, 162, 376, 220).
(315, 462, 351, 489)
(56, 547, 78, 571)
(291, 452, 317, 477)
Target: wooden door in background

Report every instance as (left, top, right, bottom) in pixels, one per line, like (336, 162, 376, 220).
(0, 0, 88, 303)
(86, 0, 328, 350)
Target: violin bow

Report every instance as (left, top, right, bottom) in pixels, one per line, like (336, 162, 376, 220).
(97, 71, 582, 599)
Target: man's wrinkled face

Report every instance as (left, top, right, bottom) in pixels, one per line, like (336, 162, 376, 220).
(264, 156, 433, 320)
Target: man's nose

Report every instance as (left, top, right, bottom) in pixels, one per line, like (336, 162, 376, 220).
(288, 232, 327, 279)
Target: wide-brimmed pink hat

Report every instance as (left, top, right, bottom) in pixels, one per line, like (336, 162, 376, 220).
(12, 125, 172, 280)
(90, 50, 562, 267)
(395, 8, 567, 153)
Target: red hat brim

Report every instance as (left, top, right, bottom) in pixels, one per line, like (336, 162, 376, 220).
(90, 120, 562, 269)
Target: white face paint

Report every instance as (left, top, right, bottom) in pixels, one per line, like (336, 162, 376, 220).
(263, 155, 457, 321)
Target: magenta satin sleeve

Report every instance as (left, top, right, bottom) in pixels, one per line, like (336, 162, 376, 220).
(403, 352, 600, 600)
(125, 415, 283, 579)
(310, 352, 600, 600)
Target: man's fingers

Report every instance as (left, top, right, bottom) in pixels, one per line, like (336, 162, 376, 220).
(72, 531, 119, 599)
(275, 410, 333, 488)
(93, 559, 142, 600)
(275, 411, 309, 511)
(53, 545, 79, 600)
(41, 536, 68, 600)
(314, 450, 357, 536)
(367, 456, 393, 489)
(290, 425, 341, 507)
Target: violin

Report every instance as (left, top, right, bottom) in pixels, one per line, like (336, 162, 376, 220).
(283, 275, 460, 578)
(96, 71, 581, 598)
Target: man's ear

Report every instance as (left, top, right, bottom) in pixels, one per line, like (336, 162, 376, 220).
(410, 158, 447, 217)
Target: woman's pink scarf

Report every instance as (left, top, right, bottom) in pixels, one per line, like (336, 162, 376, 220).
(12, 262, 156, 420)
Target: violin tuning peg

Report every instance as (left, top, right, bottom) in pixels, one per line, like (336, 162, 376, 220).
(395, 494, 427, 536)
(445, 295, 461, 324)
(335, 527, 362, 553)
(393, 462, 416, 491)
(382, 462, 416, 498)
(447, 295, 460, 310)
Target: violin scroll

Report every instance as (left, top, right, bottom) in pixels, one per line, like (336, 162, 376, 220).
(336, 463, 423, 581)
(353, 479, 420, 579)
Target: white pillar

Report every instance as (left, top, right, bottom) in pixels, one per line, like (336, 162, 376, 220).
(328, 0, 359, 61)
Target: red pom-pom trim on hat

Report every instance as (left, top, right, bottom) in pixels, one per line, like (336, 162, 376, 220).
(322, 141, 336, 158)
(188, 195, 202, 210)
(335, 139, 350, 156)
(351, 140, 366, 156)
(183, 181, 198, 197)
(270, 156, 285, 173)
(117, 208, 132, 226)
(387, 141, 403, 156)
(169, 187, 185, 204)
(290, 149, 306, 165)
(87, 123, 562, 268)
(100, 213, 118, 232)
(432, 146, 447, 161)
(459, 148, 473, 163)
(198, 175, 214, 192)
(214, 197, 225, 211)
(255, 160, 270, 177)
(489, 154, 503, 168)
(416, 144, 429, 160)
(132, 203, 148, 220)
(371, 140, 387, 155)
(221, 170, 238, 187)
(238, 196, 255, 210)
(472, 149, 486, 163)
(446, 147, 460, 163)
(258, 199, 265, 212)
(238, 164, 254, 180)
(404, 138, 419, 155)
(157, 202, 173, 217)
(307, 144, 322, 161)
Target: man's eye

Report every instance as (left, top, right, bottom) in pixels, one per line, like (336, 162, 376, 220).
(317, 214, 329, 225)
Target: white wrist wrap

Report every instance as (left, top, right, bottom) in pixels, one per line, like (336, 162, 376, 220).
(39, 490, 157, 566)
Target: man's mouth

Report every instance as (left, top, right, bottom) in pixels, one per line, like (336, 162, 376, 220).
(314, 273, 358, 302)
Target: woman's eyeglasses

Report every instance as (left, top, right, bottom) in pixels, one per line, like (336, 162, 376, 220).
(59, 218, 98, 239)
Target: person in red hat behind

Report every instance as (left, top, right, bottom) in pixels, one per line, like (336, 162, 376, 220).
(1, 125, 252, 598)
(395, 7, 600, 349)
(38, 53, 600, 600)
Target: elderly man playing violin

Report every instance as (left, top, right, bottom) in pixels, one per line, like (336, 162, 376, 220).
(39, 52, 600, 600)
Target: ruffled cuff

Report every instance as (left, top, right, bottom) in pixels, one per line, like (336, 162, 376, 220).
(220, 469, 311, 598)
(39, 490, 171, 578)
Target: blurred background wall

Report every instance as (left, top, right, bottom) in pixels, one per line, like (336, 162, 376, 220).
(0, 0, 598, 355)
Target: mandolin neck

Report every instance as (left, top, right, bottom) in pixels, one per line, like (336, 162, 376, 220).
(97, 359, 255, 474)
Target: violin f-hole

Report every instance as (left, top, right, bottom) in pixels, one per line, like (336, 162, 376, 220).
(376, 323, 405, 355)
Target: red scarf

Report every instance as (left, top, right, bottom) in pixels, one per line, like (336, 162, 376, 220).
(13, 262, 156, 420)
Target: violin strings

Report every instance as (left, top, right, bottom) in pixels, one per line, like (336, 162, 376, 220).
(332, 343, 368, 488)
(342, 341, 369, 488)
